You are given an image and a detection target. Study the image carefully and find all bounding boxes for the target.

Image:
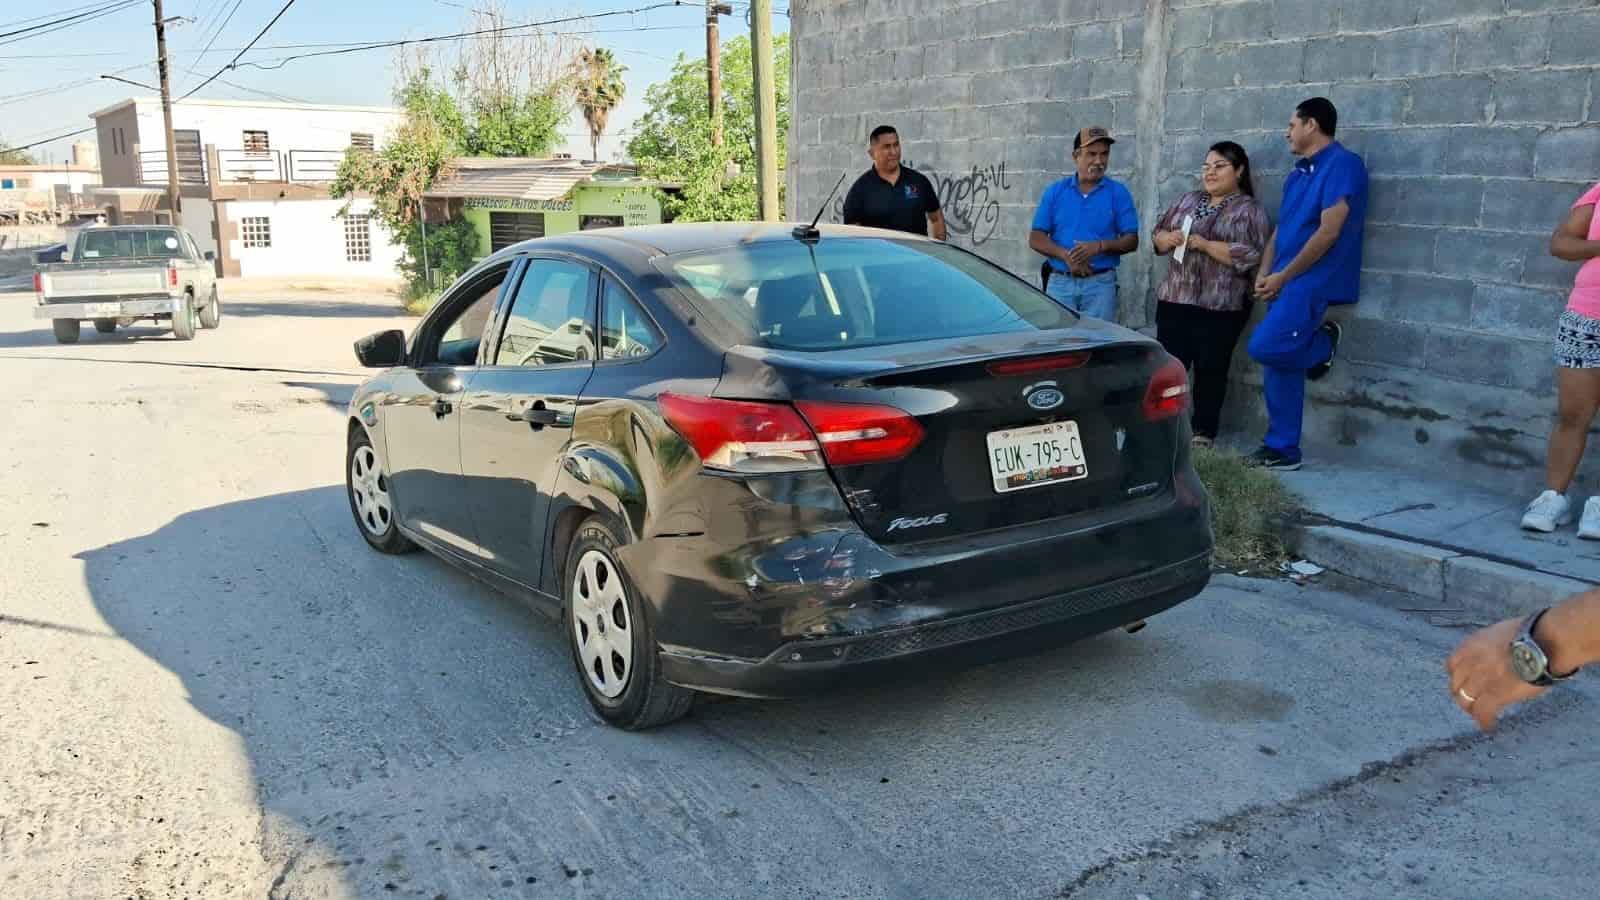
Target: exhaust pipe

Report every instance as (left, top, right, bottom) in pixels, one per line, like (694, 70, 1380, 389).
(1122, 619, 1147, 634)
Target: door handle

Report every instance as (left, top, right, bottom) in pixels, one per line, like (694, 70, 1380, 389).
(508, 405, 562, 428)
(432, 398, 453, 418)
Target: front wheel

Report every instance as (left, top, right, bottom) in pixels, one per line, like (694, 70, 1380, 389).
(564, 518, 694, 730)
(346, 428, 415, 554)
(199, 289, 221, 329)
(171, 294, 197, 341)
(52, 319, 80, 344)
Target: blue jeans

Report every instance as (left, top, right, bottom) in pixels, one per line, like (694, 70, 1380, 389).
(1245, 282, 1333, 462)
(1045, 268, 1119, 320)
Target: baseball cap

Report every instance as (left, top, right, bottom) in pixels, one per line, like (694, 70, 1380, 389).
(1073, 126, 1115, 150)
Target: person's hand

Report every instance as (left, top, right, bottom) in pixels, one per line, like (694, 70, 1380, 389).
(1154, 231, 1181, 254)
(1066, 241, 1099, 268)
(1186, 234, 1210, 253)
(1254, 272, 1285, 302)
(1447, 617, 1549, 731)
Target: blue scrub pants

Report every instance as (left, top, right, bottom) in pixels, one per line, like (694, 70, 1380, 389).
(1245, 282, 1333, 462)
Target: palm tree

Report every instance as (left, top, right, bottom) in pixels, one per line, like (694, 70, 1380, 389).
(574, 48, 626, 162)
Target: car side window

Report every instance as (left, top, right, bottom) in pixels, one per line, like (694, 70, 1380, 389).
(494, 259, 596, 367)
(600, 277, 663, 361)
(427, 269, 508, 366)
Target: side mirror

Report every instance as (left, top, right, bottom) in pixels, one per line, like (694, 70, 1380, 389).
(203, 250, 216, 261)
(354, 329, 407, 368)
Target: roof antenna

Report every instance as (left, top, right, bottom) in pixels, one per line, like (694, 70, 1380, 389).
(792, 171, 848, 242)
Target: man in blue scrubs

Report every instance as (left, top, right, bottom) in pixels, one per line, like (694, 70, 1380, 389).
(1029, 126, 1139, 320)
(1246, 98, 1368, 471)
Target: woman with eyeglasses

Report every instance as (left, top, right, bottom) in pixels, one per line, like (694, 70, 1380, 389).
(1150, 141, 1272, 448)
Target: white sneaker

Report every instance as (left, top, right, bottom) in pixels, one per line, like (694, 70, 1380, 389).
(1522, 490, 1572, 533)
(1580, 498, 1600, 540)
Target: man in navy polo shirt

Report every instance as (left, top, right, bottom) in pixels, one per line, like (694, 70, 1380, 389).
(1246, 97, 1368, 471)
(1029, 125, 1139, 320)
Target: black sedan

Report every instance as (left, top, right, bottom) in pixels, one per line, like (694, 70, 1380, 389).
(346, 223, 1212, 729)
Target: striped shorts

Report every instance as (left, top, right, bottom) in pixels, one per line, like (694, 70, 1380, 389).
(1555, 309, 1600, 369)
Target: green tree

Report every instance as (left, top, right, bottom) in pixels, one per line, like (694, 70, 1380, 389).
(331, 55, 569, 292)
(574, 48, 627, 162)
(627, 34, 789, 222)
(0, 135, 36, 165)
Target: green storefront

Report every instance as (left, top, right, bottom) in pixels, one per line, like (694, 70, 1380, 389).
(423, 159, 666, 261)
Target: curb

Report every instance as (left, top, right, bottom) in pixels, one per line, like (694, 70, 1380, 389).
(1289, 524, 1596, 620)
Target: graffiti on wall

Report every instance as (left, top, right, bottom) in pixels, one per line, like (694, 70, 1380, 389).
(827, 160, 1014, 246)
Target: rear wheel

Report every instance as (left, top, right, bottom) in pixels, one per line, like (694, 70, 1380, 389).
(52, 319, 80, 344)
(93, 318, 117, 334)
(564, 518, 693, 730)
(346, 428, 415, 554)
(199, 288, 221, 329)
(171, 294, 197, 341)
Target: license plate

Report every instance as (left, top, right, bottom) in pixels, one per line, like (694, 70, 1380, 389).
(84, 303, 122, 316)
(986, 421, 1088, 493)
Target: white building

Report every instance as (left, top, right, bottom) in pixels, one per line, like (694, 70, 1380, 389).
(88, 97, 405, 280)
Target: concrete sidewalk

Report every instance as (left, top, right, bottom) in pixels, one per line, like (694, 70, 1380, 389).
(1276, 461, 1600, 620)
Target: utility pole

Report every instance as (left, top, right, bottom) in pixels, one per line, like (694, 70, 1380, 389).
(749, 0, 779, 220)
(152, 0, 182, 226)
(705, 1, 731, 147)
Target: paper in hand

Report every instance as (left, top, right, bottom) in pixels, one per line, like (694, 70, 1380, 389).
(1172, 214, 1194, 264)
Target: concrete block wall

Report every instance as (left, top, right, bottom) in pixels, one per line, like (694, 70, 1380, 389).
(788, 0, 1600, 486)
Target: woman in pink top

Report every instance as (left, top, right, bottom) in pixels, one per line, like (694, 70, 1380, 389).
(1523, 182, 1600, 537)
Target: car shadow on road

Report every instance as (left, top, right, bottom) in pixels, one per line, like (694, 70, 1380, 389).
(0, 323, 179, 349)
(79, 484, 1160, 896)
(222, 298, 405, 319)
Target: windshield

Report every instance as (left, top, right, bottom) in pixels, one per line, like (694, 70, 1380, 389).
(76, 229, 186, 261)
(658, 238, 1078, 351)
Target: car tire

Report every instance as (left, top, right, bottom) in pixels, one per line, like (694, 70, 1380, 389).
(52, 319, 80, 344)
(94, 318, 117, 334)
(172, 293, 197, 341)
(199, 289, 221, 329)
(564, 517, 694, 730)
(346, 427, 416, 555)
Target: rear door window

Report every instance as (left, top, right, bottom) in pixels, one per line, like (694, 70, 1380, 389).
(599, 277, 663, 361)
(658, 238, 1078, 351)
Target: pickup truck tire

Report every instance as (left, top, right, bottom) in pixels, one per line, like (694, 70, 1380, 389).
(52, 319, 80, 344)
(172, 293, 197, 341)
(94, 319, 117, 334)
(199, 289, 221, 329)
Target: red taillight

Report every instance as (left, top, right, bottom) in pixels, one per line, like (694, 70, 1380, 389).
(1142, 356, 1190, 422)
(33, 272, 43, 294)
(658, 393, 925, 473)
(795, 400, 925, 467)
(987, 352, 1092, 377)
(167, 262, 178, 287)
(658, 393, 823, 472)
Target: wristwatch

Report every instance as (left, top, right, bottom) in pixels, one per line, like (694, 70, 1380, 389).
(1509, 608, 1580, 686)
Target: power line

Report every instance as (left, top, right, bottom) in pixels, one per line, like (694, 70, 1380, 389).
(231, 2, 690, 73)
(0, 126, 96, 156)
(180, 0, 297, 99)
(184, 0, 245, 83)
(0, 62, 148, 107)
(0, 0, 127, 32)
(0, 0, 143, 46)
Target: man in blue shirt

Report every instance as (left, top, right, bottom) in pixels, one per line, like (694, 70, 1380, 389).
(1245, 98, 1368, 470)
(1029, 126, 1140, 320)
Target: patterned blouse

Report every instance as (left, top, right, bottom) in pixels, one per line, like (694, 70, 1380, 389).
(1151, 191, 1272, 313)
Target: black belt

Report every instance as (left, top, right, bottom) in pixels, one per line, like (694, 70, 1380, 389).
(1070, 267, 1115, 278)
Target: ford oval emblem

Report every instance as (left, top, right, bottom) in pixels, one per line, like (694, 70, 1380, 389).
(1026, 387, 1065, 411)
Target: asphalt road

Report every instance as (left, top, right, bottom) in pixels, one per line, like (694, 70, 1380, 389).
(2, 285, 1596, 899)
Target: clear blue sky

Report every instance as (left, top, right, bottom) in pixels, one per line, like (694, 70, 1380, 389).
(0, 0, 788, 165)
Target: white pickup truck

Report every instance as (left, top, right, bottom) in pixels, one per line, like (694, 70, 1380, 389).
(34, 225, 221, 343)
